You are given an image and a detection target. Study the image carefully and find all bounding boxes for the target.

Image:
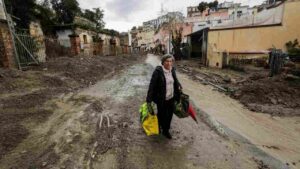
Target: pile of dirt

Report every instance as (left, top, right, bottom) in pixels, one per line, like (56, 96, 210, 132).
(0, 54, 142, 159)
(231, 74, 300, 116)
(176, 60, 300, 117)
(36, 54, 140, 87)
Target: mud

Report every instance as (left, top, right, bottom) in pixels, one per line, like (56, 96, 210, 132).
(176, 60, 300, 117)
(178, 69, 300, 169)
(0, 54, 268, 169)
(232, 75, 300, 116)
(0, 54, 142, 161)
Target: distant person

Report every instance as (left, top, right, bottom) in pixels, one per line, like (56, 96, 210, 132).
(146, 54, 182, 139)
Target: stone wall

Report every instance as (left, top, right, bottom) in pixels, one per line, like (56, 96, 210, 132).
(29, 21, 46, 62)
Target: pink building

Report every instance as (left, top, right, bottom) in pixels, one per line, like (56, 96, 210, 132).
(153, 22, 193, 53)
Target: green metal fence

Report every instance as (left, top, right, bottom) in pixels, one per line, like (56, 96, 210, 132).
(14, 33, 39, 67)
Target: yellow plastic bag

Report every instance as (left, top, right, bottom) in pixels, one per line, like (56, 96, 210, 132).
(142, 113, 159, 136)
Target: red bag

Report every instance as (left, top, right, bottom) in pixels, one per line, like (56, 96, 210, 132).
(188, 104, 198, 123)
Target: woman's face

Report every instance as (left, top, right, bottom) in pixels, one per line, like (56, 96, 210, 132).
(163, 58, 173, 70)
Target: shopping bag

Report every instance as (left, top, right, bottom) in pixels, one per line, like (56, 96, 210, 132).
(174, 92, 190, 118)
(139, 102, 159, 136)
(142, 113, 159, 136)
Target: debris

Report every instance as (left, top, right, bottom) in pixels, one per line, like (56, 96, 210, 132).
(223, 75, 231, 83)
(252, 157, 271, 169)
(195, 75, 228, 92)
(122, 122, 129, 128)
(42, 162, 48, 167)
(285, 74, 300, 81)
(270, 98, 278, 105)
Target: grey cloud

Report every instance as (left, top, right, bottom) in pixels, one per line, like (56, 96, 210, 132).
(105, 0, 147, 21)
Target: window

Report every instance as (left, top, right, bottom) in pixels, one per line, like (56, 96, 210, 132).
(237, 11, 242, 17)
(83, 35, 88, 44)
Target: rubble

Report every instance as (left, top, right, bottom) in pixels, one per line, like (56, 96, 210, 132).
(176, 60, 300, 117)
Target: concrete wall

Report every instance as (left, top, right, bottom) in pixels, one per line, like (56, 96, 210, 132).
(207, 0, 300, 68)
(0, 2, 6, 20)
(57, 28, 125, 57)
(29, 21, 46, 62)
(137, 26, 155, 49)
(75, 28, 95, 56)
(56, 29, 73, 47)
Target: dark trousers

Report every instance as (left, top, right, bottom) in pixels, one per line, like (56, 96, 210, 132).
(157, 98, 175, 133)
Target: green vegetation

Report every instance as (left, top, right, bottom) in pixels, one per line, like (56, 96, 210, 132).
(286, 39, 300, 57)
(81, 8, 105, 30)
(4, 0, 117, 36)
(50, 0, 80, 24)
(198, 0, 219, 13)
(4, 0, 36, 29)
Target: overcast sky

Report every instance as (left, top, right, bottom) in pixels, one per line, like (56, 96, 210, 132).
(78, 0, 265, 32)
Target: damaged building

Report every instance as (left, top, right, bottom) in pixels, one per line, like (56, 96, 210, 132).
(187, 0, 300, 68)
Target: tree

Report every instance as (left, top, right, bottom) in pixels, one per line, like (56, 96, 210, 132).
(4, 0, 36, 29)
(94, 8, 105, 29)
(41, 0, 51, 8)
(51, 0, 80, 24)
(131, 26, 137, 30)
(198, 0, 219, 13)
(82, 8, 105, 29)
(198, 2, 208, 13)
(171, 27, 183, 60)
(208, 0, 218, 10)
(82, 9, 94, 21)
(33, 2, 56, 35)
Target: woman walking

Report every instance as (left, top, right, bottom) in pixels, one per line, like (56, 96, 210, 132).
(146, 54, 182, 139)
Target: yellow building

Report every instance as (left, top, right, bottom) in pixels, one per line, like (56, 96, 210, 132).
(206, 0, 300, 68)
(137, 26, 155, 50)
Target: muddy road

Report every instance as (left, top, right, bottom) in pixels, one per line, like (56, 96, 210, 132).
(0, 54, 291, 169)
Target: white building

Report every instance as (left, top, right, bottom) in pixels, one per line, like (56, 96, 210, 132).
(143, 12, 184, 29)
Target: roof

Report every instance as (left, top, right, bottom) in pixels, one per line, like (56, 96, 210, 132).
(186, 27, 209, 36)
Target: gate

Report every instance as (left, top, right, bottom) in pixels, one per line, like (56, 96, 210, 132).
(269, 49, 285, 77)
(14, 33, 41, 68)
(2, 0, 40, 69)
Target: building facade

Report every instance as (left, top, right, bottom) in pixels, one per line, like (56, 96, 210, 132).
(143, 12, 184, 29)
(206, 0, 300, 68)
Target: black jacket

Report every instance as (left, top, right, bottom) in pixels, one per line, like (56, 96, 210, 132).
(146, 66, 182, 105)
